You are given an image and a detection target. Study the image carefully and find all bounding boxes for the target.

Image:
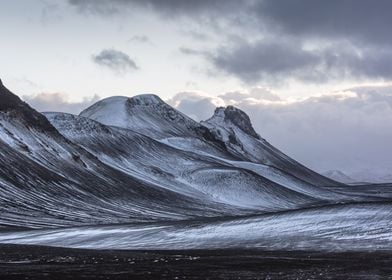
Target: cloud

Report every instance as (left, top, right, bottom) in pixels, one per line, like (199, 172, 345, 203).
(168, 91, 223, 121)
(69, 0, 392, 46)
(167, 86, 392, 177)
(68, 0, 123, 15)
(209, 39, 319, 83)
(220, 87, 281, 102)
(179, 47, 206, 56)
(256, 0, 392, 47)
(69, 0, 392, 85)
(92, 49, 138, 74)
(182, 30, 210, 42)
(23, 93, 101, 114)
(68, 0, 242, 18)
(187, 39, 392, 84)
(128, 35, 151, 44)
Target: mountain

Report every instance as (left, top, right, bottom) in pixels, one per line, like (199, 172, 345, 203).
(347, 170, 392, 184)
(0, 82, 261, 229)
(81, 95, 338, 187)
(1, 81, 392, 251)
(0, 81, 341, 230)
(0, 79, 56, 133)
(46, 112, 338, 210)
(323, 170, 356, 184)
(202, 106, 338, 187)
(80, 95, 216, 141)
(323, 169, 392, 184)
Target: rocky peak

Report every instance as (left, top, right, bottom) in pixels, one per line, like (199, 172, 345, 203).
(0, 80, 57, 132)
(211, 106, 261, 139)
(127, 94, 164, 107)
(0, 79, 25, 111)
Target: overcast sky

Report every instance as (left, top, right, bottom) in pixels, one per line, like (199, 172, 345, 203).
(1, 0, 392, 180)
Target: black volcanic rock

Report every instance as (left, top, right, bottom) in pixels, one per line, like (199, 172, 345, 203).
(126, 94, 164, 107)
(0, 79, 24, 111)
(0, 79, 56, 132)
(213, 106, 261, 139)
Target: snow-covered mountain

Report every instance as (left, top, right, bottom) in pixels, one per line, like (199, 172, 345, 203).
(81, 95, 338, 187)
(202, 106, 339, 187)
(322, 170, 356, 184)
(1, 79, 392, 251)
(0, 81, 259, 229)
(47, 112, 322, 211)
(323, 169, 392, 184)
(80, 95, 215, 141)
(347, 170, 392, 184)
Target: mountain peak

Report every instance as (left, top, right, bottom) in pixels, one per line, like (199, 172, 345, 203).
(80, 93, 206, 139)
(210, 106, 260, 139)
(128, 94, 164, 106)
(322, 170, 355, 184)
(0, 80, 57, 133)
(0, 79, 24, 111)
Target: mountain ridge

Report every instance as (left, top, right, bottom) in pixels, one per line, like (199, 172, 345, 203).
(208, 106, 262, 140)
(0, 80, 57, 133)
(79, 93, 339, 187)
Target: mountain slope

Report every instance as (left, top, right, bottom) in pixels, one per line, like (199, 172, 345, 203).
(46, 112, 333, 211)
(0, 82, 266, 229)
(1, 202, 391, 251)
(0, 81, 341, 231)
(81, 95, 339, 188)
(202, 106, 339, 187)
(80, 95, 216, 141)
(323, 170, 356, 184)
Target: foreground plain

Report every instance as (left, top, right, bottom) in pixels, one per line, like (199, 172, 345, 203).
(1, 245, 392, 280)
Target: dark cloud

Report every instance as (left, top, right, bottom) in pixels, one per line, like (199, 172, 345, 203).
(23, 93, 101, 114)
(256, 0, 392, 46)
(68, 0, 242, 17)
(70, 0, 392, 84)
(69, 0, 392, 45)
(210, 40, 318, 83)
(127, 0, 241, 17)
(92, 49, 138, 74)
(205, 40, 392, 83)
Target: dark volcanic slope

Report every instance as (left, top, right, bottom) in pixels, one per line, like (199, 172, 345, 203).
(0, 79, 56, 132)
(0, 79, 23, 110)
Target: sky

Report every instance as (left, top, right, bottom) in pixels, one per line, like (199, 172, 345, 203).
(1, 0, 392, 181)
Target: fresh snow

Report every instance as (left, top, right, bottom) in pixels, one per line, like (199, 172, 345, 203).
(1, 203, 392, 251)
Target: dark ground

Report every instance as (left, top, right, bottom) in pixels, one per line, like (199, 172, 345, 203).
(0, 245, 391, 279)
